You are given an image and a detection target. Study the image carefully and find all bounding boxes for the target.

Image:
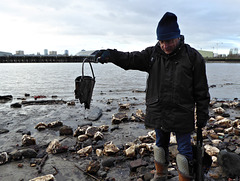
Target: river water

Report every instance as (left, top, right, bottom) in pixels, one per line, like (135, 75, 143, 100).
(0, 62, 239, 104)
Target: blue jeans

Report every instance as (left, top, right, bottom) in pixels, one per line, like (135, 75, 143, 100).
(155, 128, 193, 160)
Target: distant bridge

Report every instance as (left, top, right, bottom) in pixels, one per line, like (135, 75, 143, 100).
(0, 55, 96, 63)
(1, 55, 240, 63)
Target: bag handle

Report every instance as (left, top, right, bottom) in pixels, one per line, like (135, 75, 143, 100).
(82, 58, 95, 79)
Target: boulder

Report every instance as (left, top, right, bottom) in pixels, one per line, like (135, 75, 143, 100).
(0, 128, 9, 134)
(47, 120, 63, 128)
(46, 139, 61, 154)
(20, 148, 37, 158)
(93, 131, 103, 141)
(35, 122, 47, 131)
(77, 135, 88, 142)
(22, 134, 36, 146)
(103, 142, 119, 156)
(85, 126, 99, 137)
(59, 125, 73, 136)
(87, 107, 102, 121)
(112, 113, 128, 124)
(129, 159, 148, 171)
(77, 146, 92, 157)
(86, 160, 100, 174)
(0, 152, 9, 165)
(10, 102, 22, 108)
(124, 145, 136, 157)
(204, 144, 220, 156)
(29, 174, 56, 181)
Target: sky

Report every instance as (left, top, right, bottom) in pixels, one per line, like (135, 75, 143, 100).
(0, 0, 240, 55)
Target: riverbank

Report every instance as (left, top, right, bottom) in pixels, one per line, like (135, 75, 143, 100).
(0, 94, 240, 181)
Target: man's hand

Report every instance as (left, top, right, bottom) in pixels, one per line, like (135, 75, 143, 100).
(95, 50, 110, 64)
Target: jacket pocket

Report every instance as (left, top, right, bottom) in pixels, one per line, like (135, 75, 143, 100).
(176, 103, 194, 112)
(146, 97, 159, 106)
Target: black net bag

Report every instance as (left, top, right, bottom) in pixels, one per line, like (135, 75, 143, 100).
(75, 58, 95, 109)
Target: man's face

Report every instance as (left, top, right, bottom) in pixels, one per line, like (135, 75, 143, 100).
(159, 38, 180, 54)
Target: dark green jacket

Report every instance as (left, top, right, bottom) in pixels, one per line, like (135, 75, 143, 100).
(107, 37, 210, 133)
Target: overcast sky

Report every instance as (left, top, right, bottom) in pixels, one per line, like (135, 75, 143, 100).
(0, 0, 239, 55)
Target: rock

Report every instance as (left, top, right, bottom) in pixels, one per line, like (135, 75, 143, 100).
(224, 127, 233, 134)
(204, 144, 220, 156)
(29, 174, 56, 181)
(73, 126, 88, 137)
(215, 115, 224, 121)
(86, 160, 100, 174)
(211, 139, 222, 146)
(35, 122, 47, 131)
(9, 150, 22, 161)
(103, 142, 119, 156)
(129, 159, 148, 171)
(0, 128, 9, 134)
(77, 135, 88, 142)
(10, 102, 22, 108)
(93, 131, 104, 141)
(36, 150, 47, 158)
(59, 125, 73, 136)
(85, 126, 99, 137)
(22, 134, 36, 146)
(110, 125, 119, 132)
(0, 95, 13, 100)
(218, 150, 240, 177)
(234, 147, 240, 154)
(0, 152, 9, 165)
(147, 130, 156, 140)
(234, 128, 240, 136)
(138, 135, 155, 143)
(119, 103, 130, 110)
(131, 109, 145, 122)
(20, 148, 37, 158)
(112, 112, 128, 124)
(77, 146, 92, 157)
(47, 120, 63, 128)
(101, 157, 116, 167)
(87, 107, 102, 121)
(227, 145, 237, 152)
(16, 129, 31, 135)
(232, 119, 240, 127)
(99, 125, 109, 132)
(46, 139, 61, 154)
(67, 101, 75, 106)
(213, 107, 225, 114)
(214, 118, 231, 128)
(18, 163, 24, 168)
(96, 149, 103, 157)
(124, 145, 136, 157)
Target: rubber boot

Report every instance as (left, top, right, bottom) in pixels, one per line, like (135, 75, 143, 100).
(176, 154, 193, 181)
(151, 146, 168, 181)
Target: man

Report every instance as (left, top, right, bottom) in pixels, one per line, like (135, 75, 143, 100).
(95, 12, 210, 181)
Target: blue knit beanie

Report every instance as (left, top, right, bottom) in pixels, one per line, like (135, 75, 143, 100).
(156, 12, 180, 40)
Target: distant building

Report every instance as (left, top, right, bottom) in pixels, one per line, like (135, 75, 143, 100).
(0, 51, 12, 56)
(198, 50, 214, 58)
(64, 50, 69, 56)
(75, 50, 98, 56)
(44, 49, 48, 55)
(16, 50, 24, 55)
(49, 51, 57, 55)
(229, 48, 238, 55)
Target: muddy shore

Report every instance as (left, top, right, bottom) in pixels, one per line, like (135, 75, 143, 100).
(0, 94, 240, 181)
